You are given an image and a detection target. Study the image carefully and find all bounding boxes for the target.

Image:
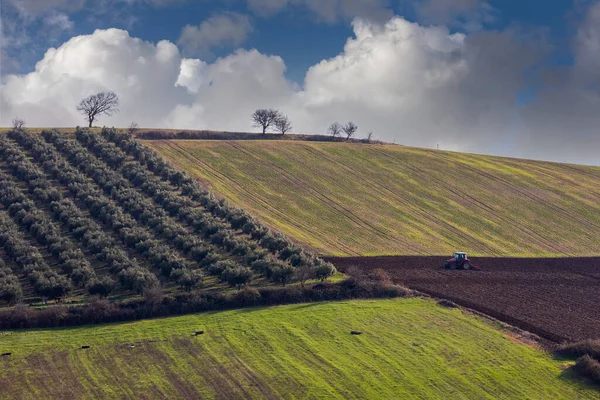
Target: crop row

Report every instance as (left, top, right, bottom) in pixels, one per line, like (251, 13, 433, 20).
(0, 166, 97, 295)
(0, 230, 24, 303)
(47, 129, 334, 284)
(11, 130, 315, 288)
(0, 190, 74, 300)
(99, 128, 335, 275)
(6, 132, 195, 293)
(0, 136, 161, 296)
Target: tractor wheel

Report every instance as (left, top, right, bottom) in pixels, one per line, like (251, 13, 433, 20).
(462, 261, 471, 270)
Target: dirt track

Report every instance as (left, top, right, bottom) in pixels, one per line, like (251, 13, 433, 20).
(324, 256, 600, 343)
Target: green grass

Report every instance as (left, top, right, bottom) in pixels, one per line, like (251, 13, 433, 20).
(0, 298, 596, 399)
(146, 140, 600, 257)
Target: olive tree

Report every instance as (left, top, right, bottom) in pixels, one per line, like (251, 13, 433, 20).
(77, 91, 119, 127)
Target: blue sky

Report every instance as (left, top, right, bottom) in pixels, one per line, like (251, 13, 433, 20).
(1, 0, 599, 165)
(0, 0, 586, 83)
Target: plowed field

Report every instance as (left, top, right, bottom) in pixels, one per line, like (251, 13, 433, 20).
(326, 256, 600, 343)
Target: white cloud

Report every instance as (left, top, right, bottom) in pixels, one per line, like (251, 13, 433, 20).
(44, 12, 74, 31)
(176, 58, 207, 93)
(1, 8, 599, 165)
(1, 28, 190, 128)
(178, 12, 253, 56)
(166, 49, 296, 130)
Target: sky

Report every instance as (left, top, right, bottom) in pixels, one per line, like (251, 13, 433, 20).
(0, 0, 599, 165)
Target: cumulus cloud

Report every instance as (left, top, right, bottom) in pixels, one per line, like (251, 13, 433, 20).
(285, 18, 542, 155)
(1, 7, 599, 165)
(1, 29, 190, 127)
(178, 12, 254, 56)
(166, 49, 296, 130)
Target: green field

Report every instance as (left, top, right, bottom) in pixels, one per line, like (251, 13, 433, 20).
(146, 140, 600, 257)
(1, 298, 595, 399)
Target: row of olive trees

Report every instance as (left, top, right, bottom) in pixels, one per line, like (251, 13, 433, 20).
(14, 130, 193, 293)
(0, 244, 24, 304)
(75, 130, 313, 288)
(4, 131, 161, 296)
(100, 128, 337, 284)
(38, 130, 200, 288)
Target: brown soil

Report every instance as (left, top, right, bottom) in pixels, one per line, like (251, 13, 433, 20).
(325, 256, 600, 343)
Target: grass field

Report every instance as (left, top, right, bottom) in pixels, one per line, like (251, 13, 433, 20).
(1, 298, 596, 399)
(146, 140, 600, 257)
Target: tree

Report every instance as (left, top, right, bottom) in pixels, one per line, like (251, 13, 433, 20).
(77, 91, 119, 128)
(366, 131, 374, 143)
(343, 122, 358, 140)
(295, 263, 316, 288)
(315, 261, 336, 281)
(177, 269, 203, 292)
(252, 109, 279, 134)
(220, 266, 253, 289)
(128, 121, 139, 136)
(87, 276, 116, 297)
(328, 122, 342, 137)
(12, 117, 25, 130)
(274, 114, 292, 134)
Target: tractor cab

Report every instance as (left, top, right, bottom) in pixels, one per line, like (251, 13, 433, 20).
(453, 252, 467, 263)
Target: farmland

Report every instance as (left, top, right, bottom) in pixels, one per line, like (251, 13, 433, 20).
(0, 129, 336, 308)
(328, 256, 600, 343)
(1, 298, 597, 399)
(146, 140, 600, 257)
(1, 129, 599, 397)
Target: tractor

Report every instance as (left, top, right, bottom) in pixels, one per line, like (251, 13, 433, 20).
(443, 252, 481, 270)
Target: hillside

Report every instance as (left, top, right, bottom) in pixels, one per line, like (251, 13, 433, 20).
(1, 298, 597, 399)
(146, 140, 600, 257)
(0, 129, 336, 307)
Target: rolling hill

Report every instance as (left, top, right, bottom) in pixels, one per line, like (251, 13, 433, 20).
(2, 298, 597, 399)
(146, 139, 600, 257)
(1, 129, 599, 398)
(0, 129, 337, 307)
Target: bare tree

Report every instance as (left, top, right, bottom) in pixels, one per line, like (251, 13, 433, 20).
(343, 121, 358, 140)
(328, 122, 342, 137)
(274, 114, 292, 134)
(11, 117, 25, 130)
(366, 131, 374, 143)
(128, 121, 139, 136)
(76, 91, 119, 128)
(252, 108, 279, 134)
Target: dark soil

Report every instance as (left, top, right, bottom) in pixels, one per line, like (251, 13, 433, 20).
(325, 256, 600, 343)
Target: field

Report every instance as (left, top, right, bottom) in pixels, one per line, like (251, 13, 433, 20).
(1, 298, 598, 399)
(0, 129, 335, 307)
(328, 256, 600, 343)
(146, 140, 600, 257)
